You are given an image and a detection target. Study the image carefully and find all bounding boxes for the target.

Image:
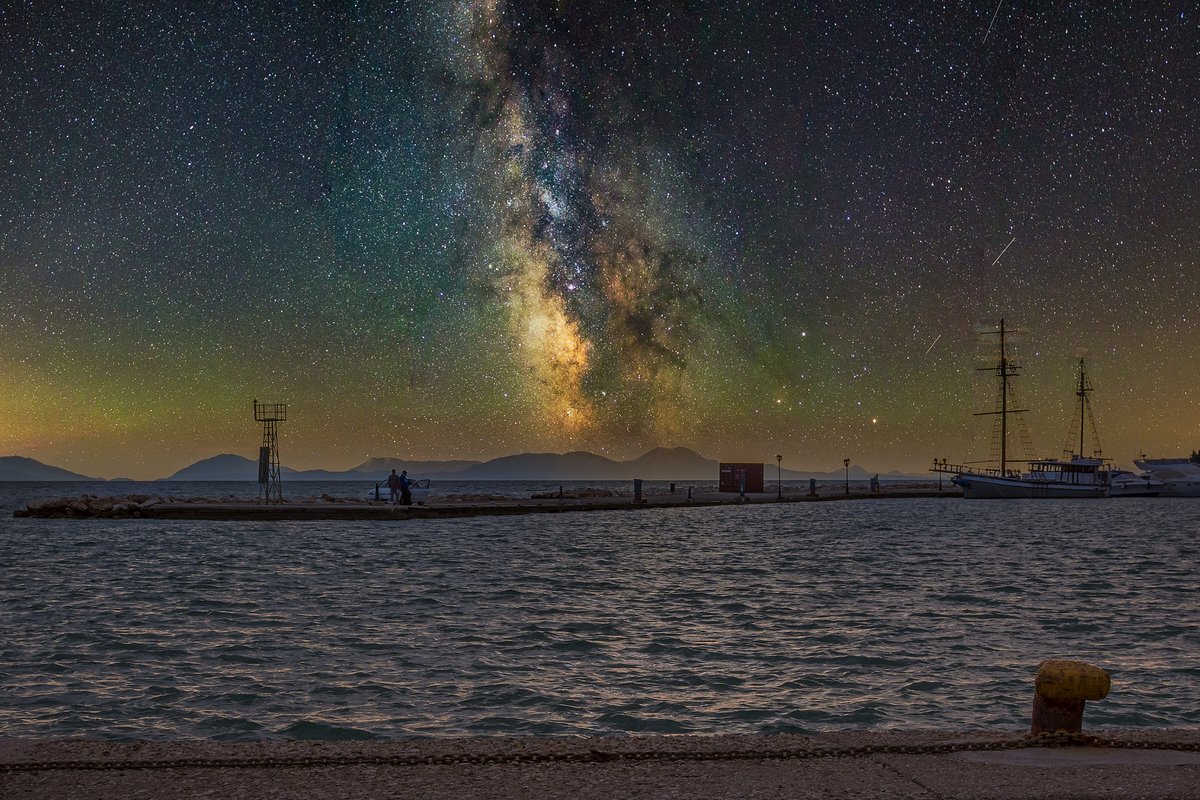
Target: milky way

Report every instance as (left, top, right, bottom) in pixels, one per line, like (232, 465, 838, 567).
(1, 2, 1197, 478)
(438, 1, 736, 445)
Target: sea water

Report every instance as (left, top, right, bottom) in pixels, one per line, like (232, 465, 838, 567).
(2, 481, 1197, 740)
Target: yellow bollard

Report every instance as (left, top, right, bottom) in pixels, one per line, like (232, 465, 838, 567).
(1031, 659, 1110, 735)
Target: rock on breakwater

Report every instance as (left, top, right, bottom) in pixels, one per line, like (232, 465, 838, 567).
(15, 493, 331, 519)
(17, 493, 169, 518)
(531, 487, 620, 499)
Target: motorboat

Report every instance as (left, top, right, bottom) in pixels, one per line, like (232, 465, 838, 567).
(1131, 458, 1200, 497)
(1107, 468, 1164, 497)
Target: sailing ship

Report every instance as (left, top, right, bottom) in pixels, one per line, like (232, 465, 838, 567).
(932, 320, 1110, 498)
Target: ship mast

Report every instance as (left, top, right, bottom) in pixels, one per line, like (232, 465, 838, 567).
(975, 318, 1028, 474)
(1001, 321, 1009, 471)
(1065, 357, 1103, 459)
(1078, 358, 1087, 458)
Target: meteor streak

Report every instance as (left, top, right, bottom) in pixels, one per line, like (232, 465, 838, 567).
(982, 0, 1004, 45)
(990, 236, 1016, 267)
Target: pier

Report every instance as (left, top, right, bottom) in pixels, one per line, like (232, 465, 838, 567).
(14, 486, 961, 521)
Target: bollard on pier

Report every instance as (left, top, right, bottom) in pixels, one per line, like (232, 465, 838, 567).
(1030, 659, 1110, 735)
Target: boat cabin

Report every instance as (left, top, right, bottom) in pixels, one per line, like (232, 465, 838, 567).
(1027, 456, 1109, 485)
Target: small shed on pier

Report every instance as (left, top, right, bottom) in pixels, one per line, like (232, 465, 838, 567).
(719, 462, 764, 493)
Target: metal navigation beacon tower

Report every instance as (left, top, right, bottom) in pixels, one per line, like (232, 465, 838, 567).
(253, 398, 287, 503)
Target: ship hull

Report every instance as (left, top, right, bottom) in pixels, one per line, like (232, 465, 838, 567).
(1108, 470, 1164, 497)
(1157, 484, 1200, 498)
(954, 474, 1108, 499)
(1108, 487, 1162, 497)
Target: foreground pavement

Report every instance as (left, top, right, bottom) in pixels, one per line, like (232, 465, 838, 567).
(4, 730, 1199, 799)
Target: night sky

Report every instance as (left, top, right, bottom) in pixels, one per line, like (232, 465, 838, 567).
(2, 2, 1197, 479)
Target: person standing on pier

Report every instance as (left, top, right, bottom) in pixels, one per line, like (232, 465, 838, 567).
(399, 470, 413, 505)
(386, 469, 402, 504)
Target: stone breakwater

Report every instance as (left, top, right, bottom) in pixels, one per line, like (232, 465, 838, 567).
(531, 488, 620, 499)
(18, 493, 170, 518)
(13, 487, 963, 521)
(14, 493, 366, 519)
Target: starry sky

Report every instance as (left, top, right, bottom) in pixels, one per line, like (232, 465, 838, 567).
(1, 1, 1197, 480)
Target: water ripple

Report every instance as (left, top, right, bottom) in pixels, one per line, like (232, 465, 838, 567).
(3, 488, 1199, 738)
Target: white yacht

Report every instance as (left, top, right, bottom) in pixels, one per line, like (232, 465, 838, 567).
(1107, 468, 1164, 497)
(1131, 457, 1200, 497)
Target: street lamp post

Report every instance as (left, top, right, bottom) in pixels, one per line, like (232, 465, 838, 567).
(843, 458, 850, 495)
(776, 454, 783, 500)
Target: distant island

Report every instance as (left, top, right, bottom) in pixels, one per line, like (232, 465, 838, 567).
(0, 456, 98, 481)
(162, 447, 724, 481)
(0, 449, 927, 482)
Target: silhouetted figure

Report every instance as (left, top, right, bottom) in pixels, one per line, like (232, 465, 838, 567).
(386, 469, 401, 504)
(399, 469, 413, 505)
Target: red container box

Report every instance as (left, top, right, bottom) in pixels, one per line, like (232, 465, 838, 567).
(719, 462, 764, 493)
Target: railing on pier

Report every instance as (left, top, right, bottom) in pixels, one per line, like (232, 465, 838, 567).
(929, 459, 1021, 478)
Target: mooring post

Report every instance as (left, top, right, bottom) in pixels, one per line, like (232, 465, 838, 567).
(1031, 659, 1110, 735)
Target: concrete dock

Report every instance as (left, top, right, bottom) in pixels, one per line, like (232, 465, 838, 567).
(15, 487, 962, 521)
(4, 731, 1199, 799)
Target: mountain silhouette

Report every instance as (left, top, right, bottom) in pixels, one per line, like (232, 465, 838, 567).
(161, 453, 268, 481)
(0, 455, 96, 481)
(440, 451, 625, 481)
(158, 447, 727, 481)
(620, 447, 720, 480)
(36, 449, 914, 483)
(353, 457, 481, 475)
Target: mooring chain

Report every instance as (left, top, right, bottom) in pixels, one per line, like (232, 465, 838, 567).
(3, 732, 1196, 774)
